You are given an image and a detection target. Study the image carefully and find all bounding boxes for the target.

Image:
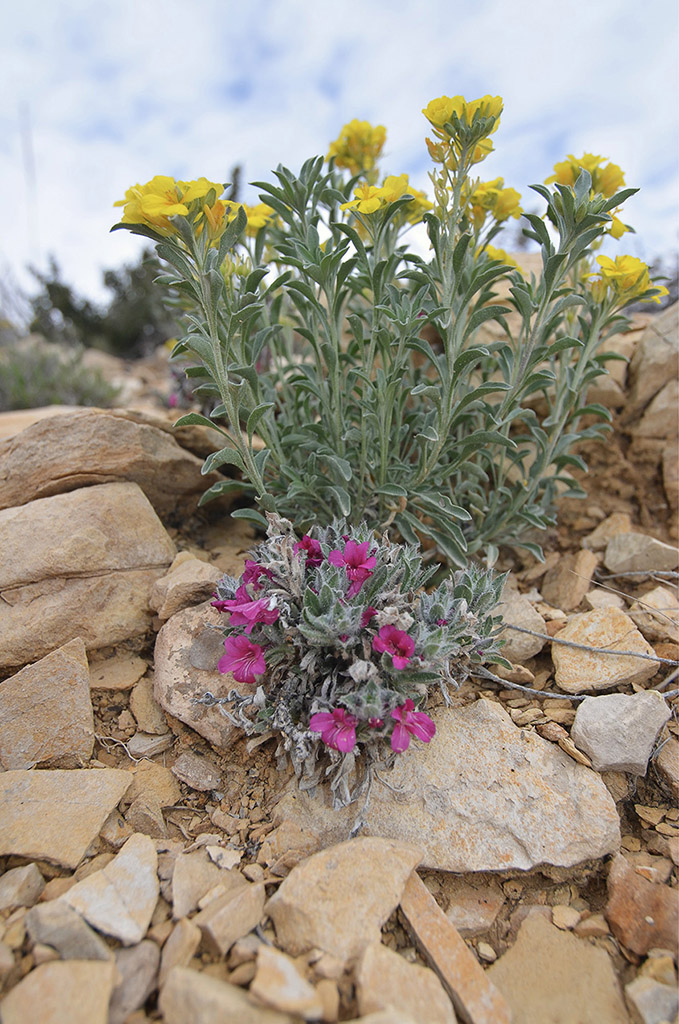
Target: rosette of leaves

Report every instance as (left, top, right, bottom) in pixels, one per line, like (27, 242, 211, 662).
(200, 516, 505, 807)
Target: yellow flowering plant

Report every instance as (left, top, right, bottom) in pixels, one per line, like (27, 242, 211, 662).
(112, 96, 667, 566)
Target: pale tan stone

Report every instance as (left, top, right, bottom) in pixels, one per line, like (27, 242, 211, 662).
(356, 942, 456, 1024)
(0, 960, 115, 1024)
(159, 966, 294, 1023)
(604, 533, 679, 574)
(440, 876, 505, 937)
(192, 881, 265, 956)
(552, 607, 658, 693)
(125, 760, 182, 809)
(634, 378, 679, 439)
(0, 482, 175, 670)
(89, 654, 148, 691)
(488, 915, 629, 1024)
(605, 853, 678, 957)
(583, 512, 633, 550)
(265, 838, 422, 964)
(159, 918, 202, 987)
(541, 549, 600, 611)
(62, 833, 159, 945)
(130, 675, 169, 735)
(150, 554, 222, 620)
(0, 638, 94, 769)
(496, 576, 547, 661)
(0, 768, 132, 868)
(551, 905, 581, 930)
(630, 585, 679, 643)
(0, 864, 45, 912)
(399, 872, 509, 1024)
(171, 848, 247, 919)
(655, 737, 679, 799)
(625, 302, 679, 417)
(250, 945, 324, 1019)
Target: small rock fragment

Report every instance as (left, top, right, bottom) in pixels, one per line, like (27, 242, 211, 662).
(551, 905, 581, 930)
(488, 915, 629, 1024)
(583, 512, 633, 551)
(171, 848, 246, 919)
(630, 586, 679, 643)
(159, 918, 202, 987)
(604, 533, 679, 574)
(585, 589, 626, 611)
(605, 854, 678, 957)
(62, 833, 159, 946)
(125, 760, 182, 809)
(624, 974, 679, 1024)
(496, 577, 547, 661)
(130, 676, 169, 735)
(192, 881, 265, 956)
(108, 940, 160, 1024)
(654, 737, 679, 799)
(541, 550, 600, 611)
(552, 607, 659, 693)
(89, 653, 148, 691)
(356, 941, 456, 1024)
(265, 837, 422, 964)
(126, 732, 174, 758)
(0, 960, 115, 1024)
(159, 966, 294, 1023)
(571, 691, 671, 773)
(125, 794, 168, 838)
(0, 863, 45, 912)
(150, 553, 223, 621)
(26, 900, 112, 961)
(172, 750, 221, 791)
(399, 871, 509, 1024)
(573, 913, 610, 938)
(250, 945, 324, 1019)
(441, 876, 505, 938)
(0, 768, 132, 869)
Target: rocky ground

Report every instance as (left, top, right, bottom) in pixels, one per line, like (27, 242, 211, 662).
(0, 302, 677, 1024)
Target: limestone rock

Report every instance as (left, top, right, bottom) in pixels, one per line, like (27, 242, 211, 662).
(62, 833, 159, 945)
(159, 966, 294, 1023)
(634, 378, 679, 439)
(541, 549, 599, 611)
(126, 732, 174, 759)
(159, 918, 202, 986)
(0, 864, 45, 912)
(172, 751, 222, 792)
(0, 408, 224, 517)
(487, 915, 629, 1024)
(0, 768, 132, 868)
(273, 699, 620, 872)
(265, 837, 422, 963)
(89, 653, 148, 691)
(440, 876, 505, 938)
(625, 975, 679, 1024)
(399, 872, 509, 1024)
(25, 900, 112, 961)
(153, 601, 250, 750)
(192, 881, 265, 956)
(604, 533, 679, 574)
(150, 552, 223, 621)
(0, 638, 94, 769)
(496, 577, 547, 661)
(171, 848, 247, 919)
(109, 940, 160, 1024)
(130, 675, 169, 735)
(125, 760, 182, 809)
(0, 960, 115, 1024)
(625, 302, 679, 418)
(571, 691, 671, 773)
(605, 854, 678, 957)
(0, 482, 175, 670)
(583, 512, 633, 551)
(356, 941, 456, 1024)
(552, 607, 658, 693)
(655, 737, 679, 799)
(662, 444, 678, 513)
(629, 585, 679, 643)
(250, 945, 324, 1019)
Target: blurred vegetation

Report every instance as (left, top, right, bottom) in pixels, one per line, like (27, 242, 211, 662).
(27, 249, 180, 359)
(0, 340, 120, 412)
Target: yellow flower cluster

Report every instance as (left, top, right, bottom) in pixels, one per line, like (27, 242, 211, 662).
(590, 255, 668, 306)
(467, 178, 522, 230)
(546, 154, 629, 239)
(340, 173, 432, 223)
(326, 119, 387, 176)
(114, 176, 274, 240)
(423, 94, 503, 169)
(114, 175, 224, 235)
(481, 245, 520, 269)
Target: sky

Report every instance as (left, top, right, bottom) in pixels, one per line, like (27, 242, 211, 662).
(1, 0, 678, 315)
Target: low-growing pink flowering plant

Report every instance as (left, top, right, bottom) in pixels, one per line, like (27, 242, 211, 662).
(199, 515, 505, 807)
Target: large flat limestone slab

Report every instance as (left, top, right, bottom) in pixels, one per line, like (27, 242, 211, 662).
(274, 698, 620, 872)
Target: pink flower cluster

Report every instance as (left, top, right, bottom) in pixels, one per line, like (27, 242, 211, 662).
(214, 569, 279, 684)
(310, 699, 435, 753)
(328, 539, 376, 597)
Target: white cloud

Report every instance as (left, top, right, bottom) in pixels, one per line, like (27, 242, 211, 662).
(1, 0, 677, 308)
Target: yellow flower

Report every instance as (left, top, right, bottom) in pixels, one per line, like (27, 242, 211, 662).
(242, 203, 275, 236)
(327, 119, 387, 175)
(482, 245, 519, 268)
(422, 95, 464, 128)
(468, 178, 522, 228)
(593, 255, 668, 305)
(608, 213, 629, 240)
(546, 154, 626, 199)
(403, 187, 433, 225)
(340, 183, 387, 215)
(178, 177, 224, 203)
(114, 175, 189, 233)
(380, 174, 409, 203)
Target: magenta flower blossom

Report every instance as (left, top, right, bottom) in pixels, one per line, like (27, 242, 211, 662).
(372, 625, 415, 669)
(218, 635, 266, 684)
(360, 606, 377, 628)
(328, 540, 377, 597)
(242, 559, 274, 589)
(368, 716, 384, 729)
(390, 699, 436, 752)
(216, 584, 279, 634)
(309, 708, 358, 752)
(294, 535, 324, 568)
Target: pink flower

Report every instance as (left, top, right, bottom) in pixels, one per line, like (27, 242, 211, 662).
(309, 708, 358, 752)
(218, 635, 266, 684)
(372, 625, 415, 669)
(216, 584, 279, 634)
(390, 699, 436, 752)
(242, 560, 274, 590)
(294, 535, 324, 568)
(360, 606, 377, 628)
(328, 540, 376, 597)
(368, 717, 384, 729)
